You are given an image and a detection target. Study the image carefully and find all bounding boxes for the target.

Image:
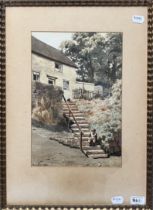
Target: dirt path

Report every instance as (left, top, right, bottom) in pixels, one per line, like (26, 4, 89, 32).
(32, 126, 121, 167)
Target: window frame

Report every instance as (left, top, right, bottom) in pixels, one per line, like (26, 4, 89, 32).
(55, 62, 63, 72)
(63, 79, 70, 90)
(33, 71, 40, 81)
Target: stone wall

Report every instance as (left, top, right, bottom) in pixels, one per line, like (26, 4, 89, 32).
(32, 81, 63, 125)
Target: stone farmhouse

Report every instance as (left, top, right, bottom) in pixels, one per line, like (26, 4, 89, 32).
(32, 36, 101, 99)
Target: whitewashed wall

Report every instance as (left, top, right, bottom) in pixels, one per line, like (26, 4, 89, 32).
(32, 53, 77, 99)
(75, 81, 95, 92)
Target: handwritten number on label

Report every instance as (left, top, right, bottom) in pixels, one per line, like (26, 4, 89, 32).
(132, 15, 145, 24)
(130, 196, 145, 205)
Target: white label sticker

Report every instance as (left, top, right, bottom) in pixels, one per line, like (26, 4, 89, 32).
(111, 196, 124, 204)
(130, 196, 145, 205)
(132, 15, 145, 24)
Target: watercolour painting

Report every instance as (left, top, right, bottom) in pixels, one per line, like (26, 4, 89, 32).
(31, 32, 122, 167)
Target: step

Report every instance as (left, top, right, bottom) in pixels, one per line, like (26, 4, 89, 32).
(74, 137, 89, 141)
(64, 111, 82, 114)
(88, 154, 108, 159)
(72, 124, 89, 128)
(64, 139, 88, 147)
(73, 136, 89, 141)
(85, 150, 105, 154)
(63, 109, 78, 112)
(64, 103, 76, 105)
(65, 114, 83, 118)
(74, 122, 89, 127)
(81, 139, 89, 142)
(62, 104, 78, 109)
(82, 136, 89, 140)
(72, 128, 90, 132)
(72, 116, 86, 120)
(62, 105, 77, 108)
(74, 132, 90, 137)
(72, 127, 90, 131)
(67, 117, 85, 120)
(76, 120, 89, 123)
(63, 106, 78, 109)
(63, 103, 77, 105)
(83, 145, 102, 150)
(72, 115, 85, 118)
(71, 118, 87, 122)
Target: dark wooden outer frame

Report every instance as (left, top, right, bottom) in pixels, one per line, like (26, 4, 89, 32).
(0, 0, 153, 209)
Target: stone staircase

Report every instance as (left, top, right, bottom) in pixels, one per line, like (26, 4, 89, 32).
(63, 101, 108, 159)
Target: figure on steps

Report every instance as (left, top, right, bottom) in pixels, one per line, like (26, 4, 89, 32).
(88, 129, 97, 146)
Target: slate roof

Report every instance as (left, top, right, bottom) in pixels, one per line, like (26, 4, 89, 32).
(32, 36, 77, 68)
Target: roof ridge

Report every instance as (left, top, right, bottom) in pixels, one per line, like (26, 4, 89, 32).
(32, 36, 62, 53)
(32, 36, 77, 69)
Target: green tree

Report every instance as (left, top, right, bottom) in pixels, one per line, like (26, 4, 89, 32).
(105, 33, 122, 84)
(60, 32, 122, 87)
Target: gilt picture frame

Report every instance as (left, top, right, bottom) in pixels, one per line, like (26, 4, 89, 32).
(0, 0, 153, 209)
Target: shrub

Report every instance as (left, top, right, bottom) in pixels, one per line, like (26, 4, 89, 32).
(76, 79, 122, 154)
(91, 79, 122, 153)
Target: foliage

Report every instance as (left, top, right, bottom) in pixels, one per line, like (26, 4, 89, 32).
(60, 32, 122, 87)
(76, 79, 121, 147)
(97, 79, 122, 143)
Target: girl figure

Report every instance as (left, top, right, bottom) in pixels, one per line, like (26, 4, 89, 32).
(88, 129, 97, 146)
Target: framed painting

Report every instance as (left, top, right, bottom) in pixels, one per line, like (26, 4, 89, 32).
(0, 0, 153, 209)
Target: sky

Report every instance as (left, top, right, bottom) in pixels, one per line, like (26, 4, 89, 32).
(32, 32, 73, 49)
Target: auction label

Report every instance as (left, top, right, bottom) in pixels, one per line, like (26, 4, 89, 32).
(130, 196, 145, 205)
(132, 15, 145, 24)
(111, 196, 124, 204)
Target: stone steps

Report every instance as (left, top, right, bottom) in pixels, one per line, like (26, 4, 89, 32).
(64, 111, 82, 114)
(63, 107, 78, 111)
(64, 112, 83, 116)
(71, 119, 87, 123)
(85, 150, 105, 154)
(62, 100, 108, 159)
(75, 136, 89, 140)
(83, 145, 101, 150)
(63, 110, 78, 113)
(72, 127, 89, 132)
(73, 121, 89, 124)
(72, 123, 89, 128)
(63, 105, 78, 107)
(74, 133, 90, 138)
(88, 154, 108, 159)
(63, 102, 76, 106)
(70, 116, 86, 120)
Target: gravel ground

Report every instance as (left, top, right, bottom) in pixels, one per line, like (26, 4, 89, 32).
(32, 126, 121, 167)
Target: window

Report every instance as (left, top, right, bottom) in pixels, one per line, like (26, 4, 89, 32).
(47, 75, 57, 85)
(63, 80, 69, 90)
(55, 62, 63, 72)
(33, 71, 40, 81)
(48, 79, 54, 85)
